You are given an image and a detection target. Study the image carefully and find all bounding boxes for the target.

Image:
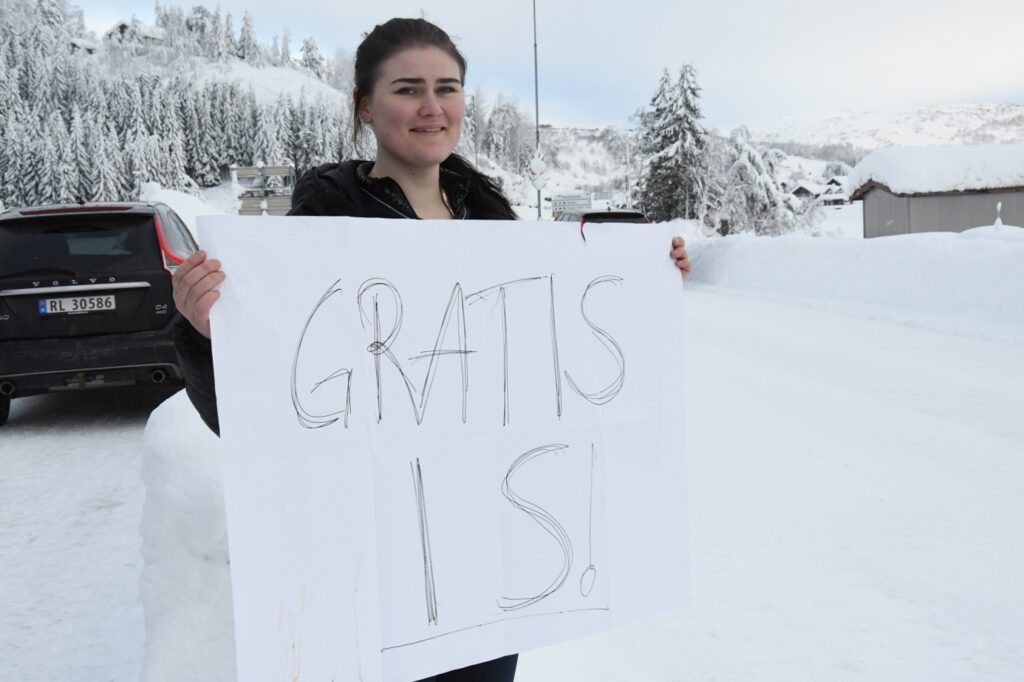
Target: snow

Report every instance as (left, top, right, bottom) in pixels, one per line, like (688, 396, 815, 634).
(847, 144, 1024, 197)
(192, 60, 346, 107)
(4, 198, 1023, 681)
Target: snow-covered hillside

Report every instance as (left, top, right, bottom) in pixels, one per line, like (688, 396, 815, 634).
(752, 103, 1024, 150)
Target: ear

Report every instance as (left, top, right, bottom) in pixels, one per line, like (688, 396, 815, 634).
(355, 89, 371, 124)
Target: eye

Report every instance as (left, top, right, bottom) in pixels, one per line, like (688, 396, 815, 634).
(396, 86, 418, 95)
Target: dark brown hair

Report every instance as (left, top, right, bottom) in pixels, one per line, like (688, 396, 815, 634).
(352, 18, 467, 142)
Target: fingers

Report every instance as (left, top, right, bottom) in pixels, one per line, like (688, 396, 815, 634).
(670, 237, 691, 278)
(172, 250, 224, 338)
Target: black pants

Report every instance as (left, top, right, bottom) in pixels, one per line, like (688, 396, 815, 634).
(417, 654, 518, 682)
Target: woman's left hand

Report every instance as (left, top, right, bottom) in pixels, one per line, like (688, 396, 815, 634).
(670, 237, 691, 277)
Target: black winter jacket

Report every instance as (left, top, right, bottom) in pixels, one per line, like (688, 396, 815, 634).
(175, 157, 517, 434)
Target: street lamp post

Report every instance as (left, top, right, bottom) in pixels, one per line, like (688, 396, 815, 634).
(532, 0, 541, 219)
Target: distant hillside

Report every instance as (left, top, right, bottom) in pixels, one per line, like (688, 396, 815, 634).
(751, 103, 1024, 150)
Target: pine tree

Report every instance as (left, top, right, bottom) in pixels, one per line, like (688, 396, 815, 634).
(300, 37, 326, 80)
(178, 88, 200, 176)
(237, 11, 261, 64)
(36, 0, 67, 34)
(637, 65, 707, 222)
(210, 9, 229, 62)
(672, 64, 707, 220)
(0, 116, 27, 207)
(90, 121, 125, 201)
(223, 13, 237, 56)
(68, 104, 89, 200)
(280, 29, 291, 66)
(193, 94, 221, 186)
(251, 104, 284, 166)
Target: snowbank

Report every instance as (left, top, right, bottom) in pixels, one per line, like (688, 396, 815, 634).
(140, 392, 235, 682)
(847, 143, 1024, 196)
(687, 224, 1024, 344)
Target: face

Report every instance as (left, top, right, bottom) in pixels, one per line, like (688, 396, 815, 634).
(359, 46, 465, 174)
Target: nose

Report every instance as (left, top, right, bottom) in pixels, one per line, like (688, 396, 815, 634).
(419, 91, 443, 117)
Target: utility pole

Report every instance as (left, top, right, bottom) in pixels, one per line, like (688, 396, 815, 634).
(532, 0, 541, 219)
(625, 132, 632, 209)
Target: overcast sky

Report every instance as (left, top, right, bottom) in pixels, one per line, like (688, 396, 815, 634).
(77, 0, 1024, 132)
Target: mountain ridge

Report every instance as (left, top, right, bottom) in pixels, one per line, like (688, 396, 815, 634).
(749, 103, 1024, 150)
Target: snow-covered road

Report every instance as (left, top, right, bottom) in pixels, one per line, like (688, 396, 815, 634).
(521, 289, 1024, 681)
(1, 387, 175, 682)
(3, 287, 1022, 681)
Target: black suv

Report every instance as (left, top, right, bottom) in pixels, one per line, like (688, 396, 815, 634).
(0, 202, 197, 425)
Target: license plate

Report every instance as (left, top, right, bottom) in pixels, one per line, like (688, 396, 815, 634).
(39, 294, 116, 315)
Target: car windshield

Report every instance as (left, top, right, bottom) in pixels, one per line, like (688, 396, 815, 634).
(0, 213, 161, 277)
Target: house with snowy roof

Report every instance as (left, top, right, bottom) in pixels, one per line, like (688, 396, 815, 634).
(103, 20, 166, 47)
(848, 144, 1024, 238)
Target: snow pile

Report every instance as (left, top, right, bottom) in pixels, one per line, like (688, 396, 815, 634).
(140, 392, 235, 682)
(847, 143, 1024, 196)
(687, 225, 1024, 344)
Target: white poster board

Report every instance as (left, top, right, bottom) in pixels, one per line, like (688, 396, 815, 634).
(200, 216, 687, 681)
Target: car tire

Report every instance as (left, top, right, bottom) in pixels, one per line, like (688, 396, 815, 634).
(0, 396, 9, 427)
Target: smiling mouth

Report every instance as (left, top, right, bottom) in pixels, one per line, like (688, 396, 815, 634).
(412, 126, 446, 133)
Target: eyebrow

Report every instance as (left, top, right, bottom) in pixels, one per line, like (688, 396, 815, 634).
(390, 77, 463, 85)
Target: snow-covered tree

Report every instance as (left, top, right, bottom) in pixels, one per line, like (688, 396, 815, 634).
(300, 37, 326, 80)
(637, 64, 706, 222)
(236, 11, 261, 64)
(484, 95, 530, 171)
(223, 12, 237, 56)
(824, 160, 852, 179)
(250, 104, 284, 166)
(67, 104, 89, 199)
(720, 127, 787, 235)
(280, 28, 292, 66)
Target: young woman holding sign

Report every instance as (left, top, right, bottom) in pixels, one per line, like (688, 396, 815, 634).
(172, 17, 691, 681)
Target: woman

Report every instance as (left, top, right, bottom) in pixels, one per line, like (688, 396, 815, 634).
(172, 17, 690, 681)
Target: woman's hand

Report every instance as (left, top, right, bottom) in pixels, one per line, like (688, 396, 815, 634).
(670, 236, 691, 277)
(172, 250, 224, 339)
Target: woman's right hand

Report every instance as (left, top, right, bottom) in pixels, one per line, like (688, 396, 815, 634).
(172, 250, 224, 339)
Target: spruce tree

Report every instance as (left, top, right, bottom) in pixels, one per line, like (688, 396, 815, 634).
(636, 69, 677, 221)
(237, 11, 261, 64)
(1, 116, 26, 207)
(280, 29, 291, 66)
(223, 13, 237, 56)
(637, 65, 707, 222)
(68, 104, 89, 200)
(300, 37, 326, 80)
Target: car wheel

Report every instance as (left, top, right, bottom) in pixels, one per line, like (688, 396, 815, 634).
(0, 396, 9, 427)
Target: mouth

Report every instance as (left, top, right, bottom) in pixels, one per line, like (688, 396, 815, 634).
(411, 126, 446, 134)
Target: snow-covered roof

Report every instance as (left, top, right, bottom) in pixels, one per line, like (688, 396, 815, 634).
(70, 37, 99, 50)
(104, 21, 166, 42)
(848, 144, 1024, 199)
(790, 182, 826, 196)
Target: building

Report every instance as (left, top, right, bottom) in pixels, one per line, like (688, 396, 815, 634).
(103, 20, 166, 47)
(848, 144, 1024, 238)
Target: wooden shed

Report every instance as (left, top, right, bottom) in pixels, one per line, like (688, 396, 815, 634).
(849, 144, 1024, 238)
